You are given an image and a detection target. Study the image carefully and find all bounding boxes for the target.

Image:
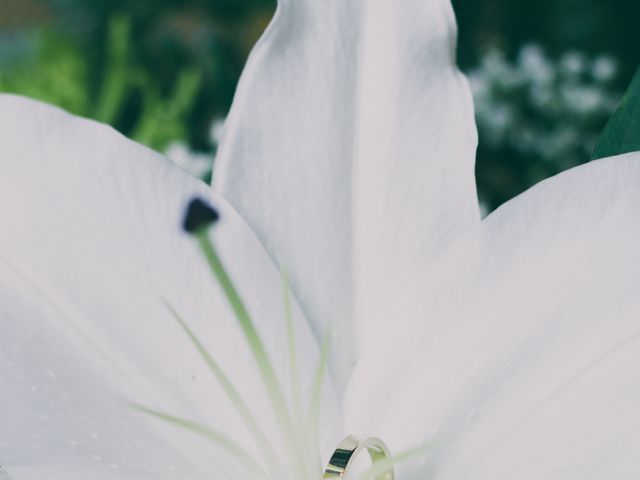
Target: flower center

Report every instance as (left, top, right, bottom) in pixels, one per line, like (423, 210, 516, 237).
(137, 199, 420, 479)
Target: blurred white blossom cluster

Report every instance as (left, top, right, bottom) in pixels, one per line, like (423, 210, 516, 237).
(165, 117, 225, 180)
(469, 44, 622, 170)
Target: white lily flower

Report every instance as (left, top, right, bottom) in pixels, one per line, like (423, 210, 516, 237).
(1, 0, 640, 479)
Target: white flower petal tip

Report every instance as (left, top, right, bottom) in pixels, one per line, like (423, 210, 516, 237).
(214, 0, 478, 389)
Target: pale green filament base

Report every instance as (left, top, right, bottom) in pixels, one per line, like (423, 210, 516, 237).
(131, 403, 269, 479)
(355, 443, 432, 480)
(165, 303, 284, 479)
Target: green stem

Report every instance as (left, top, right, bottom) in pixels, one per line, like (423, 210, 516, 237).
(94, 15, 130, 124)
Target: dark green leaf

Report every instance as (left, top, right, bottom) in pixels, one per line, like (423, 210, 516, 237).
(592, 67, 640, 160)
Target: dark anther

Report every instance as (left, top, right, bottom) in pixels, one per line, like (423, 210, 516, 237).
(183, 197, 220, 234)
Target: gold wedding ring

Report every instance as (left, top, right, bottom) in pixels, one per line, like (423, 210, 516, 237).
(323, 436, 394, 480)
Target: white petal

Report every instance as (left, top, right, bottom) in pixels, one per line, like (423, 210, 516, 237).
(214, 0, 478, 386)
(345, 153, 640, 479)
(352, 0, 479, 355)
(0, 270, 210, 480)
(0, 95, 340, 478)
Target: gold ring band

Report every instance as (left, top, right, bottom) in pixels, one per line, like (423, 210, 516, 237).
(322, 436, 394, 480)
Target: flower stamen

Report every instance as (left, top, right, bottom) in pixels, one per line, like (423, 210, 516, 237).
(183, 198, 310, 478)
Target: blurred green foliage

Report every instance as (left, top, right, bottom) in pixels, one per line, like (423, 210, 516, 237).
(1, 15, 201, 152)
(0, 0, 275, 153)
(454, 0, 640, 209)
(0, 31, 89, 114)
(0, 0, 638, 209)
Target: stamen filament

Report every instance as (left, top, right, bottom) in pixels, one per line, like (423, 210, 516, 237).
(282, 271, 313, 473)
(165, 303, 285, 479)
(195, 230, 309, 479)
(308, 331, 331, 475)
(283, 271, 304, 428)
(131, 403, 270, 480)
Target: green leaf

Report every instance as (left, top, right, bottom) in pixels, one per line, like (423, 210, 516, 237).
(592, 67, 640, 160)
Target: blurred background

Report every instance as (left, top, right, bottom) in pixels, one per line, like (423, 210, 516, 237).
(0, 0, 637, 211)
